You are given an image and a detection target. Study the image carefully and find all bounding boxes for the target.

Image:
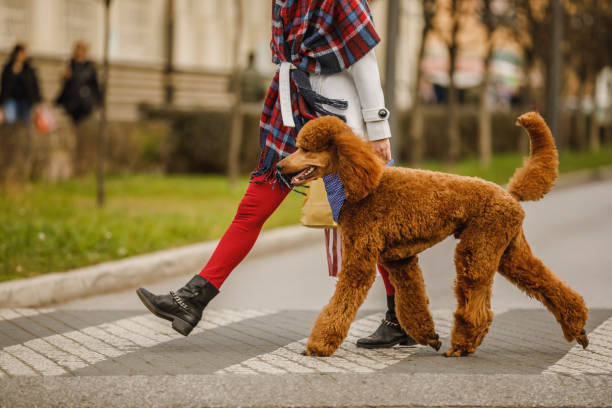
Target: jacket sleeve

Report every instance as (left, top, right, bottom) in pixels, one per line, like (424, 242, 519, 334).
(347, 49, 391, 141)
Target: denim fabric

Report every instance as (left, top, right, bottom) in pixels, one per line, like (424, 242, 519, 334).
(2, 99, 31, 124)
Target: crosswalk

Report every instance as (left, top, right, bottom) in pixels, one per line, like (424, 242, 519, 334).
(0, 309, 610, 377)
(216, 310, 454, 374)
(0, 308, 272, 376)
(544, 317, 612, 375)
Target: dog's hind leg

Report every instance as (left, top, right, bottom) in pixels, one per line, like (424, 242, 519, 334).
(383, 256, 441, 351)
(498, 229, 589, 348)
(305, 252, 377, 357)
(447, 216, 520, 357)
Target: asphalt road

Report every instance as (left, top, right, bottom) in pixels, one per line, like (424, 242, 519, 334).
(1, 180, 611, 407)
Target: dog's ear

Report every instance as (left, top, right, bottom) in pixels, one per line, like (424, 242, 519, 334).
(333, 125, 384, 202)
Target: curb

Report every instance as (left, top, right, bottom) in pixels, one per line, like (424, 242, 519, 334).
(0, 225, 322, 308)
(2, 166, 611, 308)
(1, 373, 611, 407)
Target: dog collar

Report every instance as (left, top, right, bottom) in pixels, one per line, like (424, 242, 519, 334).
(323, 159, 394, 223)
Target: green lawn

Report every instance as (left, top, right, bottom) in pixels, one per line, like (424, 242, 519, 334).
(0, 175, 305, 282)
(2, 148, 612, 281)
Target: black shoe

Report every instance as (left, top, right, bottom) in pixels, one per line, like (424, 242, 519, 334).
(136, 275, 218, 336)
(356, 295, 417, 349)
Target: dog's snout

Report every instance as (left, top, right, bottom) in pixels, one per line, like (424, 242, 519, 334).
(276, 163, 284, 171)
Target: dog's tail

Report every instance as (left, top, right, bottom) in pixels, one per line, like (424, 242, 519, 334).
(507, 112, 559, 202)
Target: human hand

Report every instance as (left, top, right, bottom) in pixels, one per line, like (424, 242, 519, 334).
(369, 138, 392, 162)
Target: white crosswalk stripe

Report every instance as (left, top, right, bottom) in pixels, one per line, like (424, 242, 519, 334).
(216, 310, 454, 375)
(0, 309, 46, 321)
(2, 345, 66, 376)
(543, 317, 612, 375)
(20, 338, 90, 372)
(0, 309, 274, 376)
(0, 349, 39, 376)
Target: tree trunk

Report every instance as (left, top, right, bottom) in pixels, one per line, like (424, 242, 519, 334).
(227, 0, 244, 189)
(478, 46, 493, 166)
(575, 79, 587, 150)
(447, 76, 460, 165)
(163, 0, 175, 105)
(409, 8, 430, 167)
(97, 0, 111, 207)
(445, 0, 460, 165)
(589, 108, 600, 152)
(519, 55, 535, 154)
(545, 0, 563, 145)
(385, 0, 401, 160)
(410, 103, 425, 166)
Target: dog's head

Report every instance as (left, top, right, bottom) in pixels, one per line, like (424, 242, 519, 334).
(277, 116, 383, 202)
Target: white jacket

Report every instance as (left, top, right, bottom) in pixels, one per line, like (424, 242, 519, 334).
(309, 49, 391, 142)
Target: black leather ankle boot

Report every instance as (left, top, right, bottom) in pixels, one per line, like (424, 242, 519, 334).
(136, 275, 219, 336)
(356, 295, 416, 349)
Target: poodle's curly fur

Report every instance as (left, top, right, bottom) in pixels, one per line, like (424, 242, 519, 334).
(278, 112, 589, 358)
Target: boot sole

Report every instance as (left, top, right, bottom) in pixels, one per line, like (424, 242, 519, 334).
(135, 288, 194, 336)
(356, 338, 417, 349)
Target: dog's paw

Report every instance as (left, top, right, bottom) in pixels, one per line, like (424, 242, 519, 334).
(304, 340, 337, 357)
(427, 335, 442, 351)
(576, 329, 589, 349)
(443, 346, 472, 357)
(303, 347, 333, 357)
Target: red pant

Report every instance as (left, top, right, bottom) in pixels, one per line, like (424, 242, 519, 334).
(199, 177, 395, 295)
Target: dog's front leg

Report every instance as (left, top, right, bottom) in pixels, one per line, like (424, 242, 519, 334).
(305, 255, 377, 357)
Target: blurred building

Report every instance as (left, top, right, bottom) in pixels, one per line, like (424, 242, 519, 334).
(0, 0, 425, 121)
(0, 0, 271, 120)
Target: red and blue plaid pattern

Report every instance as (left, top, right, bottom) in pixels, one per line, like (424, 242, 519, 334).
(252, 0, 381, 184)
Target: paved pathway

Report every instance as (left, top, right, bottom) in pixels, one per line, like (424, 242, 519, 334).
(1, 180, 611, 407)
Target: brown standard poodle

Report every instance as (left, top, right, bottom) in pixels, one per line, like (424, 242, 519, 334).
(277, 112, 589, 358)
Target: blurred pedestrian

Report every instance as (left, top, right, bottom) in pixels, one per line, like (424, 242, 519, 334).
(0, 44, 42, 125)
(229, 51, 267, 104)
(137, 0, 414, 349)
(56, 41, 101, 124)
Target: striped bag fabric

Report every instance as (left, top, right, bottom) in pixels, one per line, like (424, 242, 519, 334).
(324, 228, 343, 277)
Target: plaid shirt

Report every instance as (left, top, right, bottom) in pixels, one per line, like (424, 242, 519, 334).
(252, 0, 381, 184)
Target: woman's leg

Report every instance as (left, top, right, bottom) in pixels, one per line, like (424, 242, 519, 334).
(356, 265, 416, 348)
(200, 177, 289, 288)
(136, 176, 289, 335)
(378, 265, 395, 296)
(16, 100, 31, 125)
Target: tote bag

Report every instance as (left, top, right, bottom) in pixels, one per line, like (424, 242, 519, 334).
(299, 178, 337, 228)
